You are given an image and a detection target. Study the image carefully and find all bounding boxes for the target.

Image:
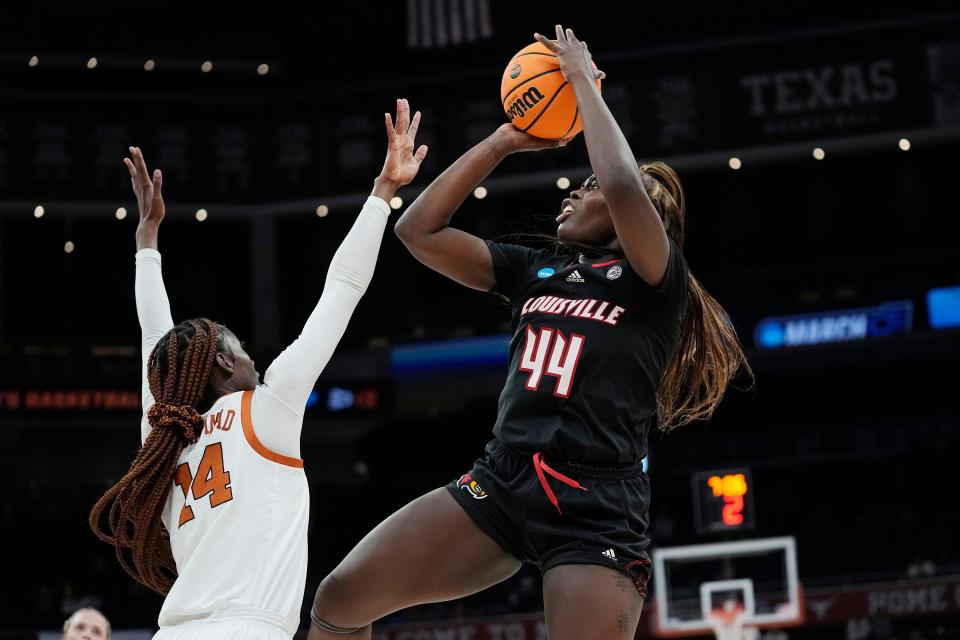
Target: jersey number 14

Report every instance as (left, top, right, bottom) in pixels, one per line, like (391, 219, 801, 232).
(519, 326, 585, 398)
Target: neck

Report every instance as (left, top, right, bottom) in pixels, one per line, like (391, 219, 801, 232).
(578, 252, 619, 264)
(199, 381, 234, 414)
(577, 238, 622, 264)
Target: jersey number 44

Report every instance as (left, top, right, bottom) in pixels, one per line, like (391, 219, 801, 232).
(519, 326, 585, 399)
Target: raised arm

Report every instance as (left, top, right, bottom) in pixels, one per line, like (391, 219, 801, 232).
(124, 147, 175, 442)
(261, 99, 429, 412)
(395, 120, 565, 292)
(536, 26, 671, 287)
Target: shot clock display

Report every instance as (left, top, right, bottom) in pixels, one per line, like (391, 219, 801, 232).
(692, 468, 756, 534)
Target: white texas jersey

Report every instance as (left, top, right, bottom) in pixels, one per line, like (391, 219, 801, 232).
(134, 197, 393, 637)
(158, 388, 308, 636)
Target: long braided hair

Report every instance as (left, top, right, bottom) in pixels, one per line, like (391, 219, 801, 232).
(89, 318, 223, 595)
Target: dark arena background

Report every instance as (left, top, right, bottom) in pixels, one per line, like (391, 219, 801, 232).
(2, 2, 959, 639)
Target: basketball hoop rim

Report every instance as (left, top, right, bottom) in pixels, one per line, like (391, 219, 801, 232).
(708, 604, 746, 626)
(649, 585, 806, 638)
(706, 608, 756, 640)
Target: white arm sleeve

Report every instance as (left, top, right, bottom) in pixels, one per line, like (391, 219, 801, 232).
(252, 196, 391, 458)
(135, 248, 175, 443)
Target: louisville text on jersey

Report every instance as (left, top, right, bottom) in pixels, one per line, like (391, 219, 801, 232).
(520, 296, 626, 326)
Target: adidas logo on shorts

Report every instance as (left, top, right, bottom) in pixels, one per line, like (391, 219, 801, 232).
(566, 270, 585, 283)
(602, 548, 617, 560)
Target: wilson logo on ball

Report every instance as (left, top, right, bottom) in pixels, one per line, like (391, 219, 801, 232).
(504, 87, 544, 120)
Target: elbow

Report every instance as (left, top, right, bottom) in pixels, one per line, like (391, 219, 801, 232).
(393, 209, 437, 251)
(393, 204, 423, 245)
(393, 219, 421, 256)
(393, 216, 412, 244)
(328, 268, 369, 298)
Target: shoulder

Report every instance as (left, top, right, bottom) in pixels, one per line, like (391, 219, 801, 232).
(631, 237, 688, 298)
(486, 239, 553, 260)
(241, 387, 304, 468)
(486, 240, 564, 269)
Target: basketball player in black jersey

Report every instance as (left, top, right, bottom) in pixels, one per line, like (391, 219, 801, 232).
(308, 26, 749, 640)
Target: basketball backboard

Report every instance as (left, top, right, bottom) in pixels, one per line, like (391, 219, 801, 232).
(652, 537, 803, 637)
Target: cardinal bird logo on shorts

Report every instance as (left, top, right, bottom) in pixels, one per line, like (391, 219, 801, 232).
(457, 473, 488, 500)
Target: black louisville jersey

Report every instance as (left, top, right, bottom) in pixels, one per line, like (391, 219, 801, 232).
(487, 238, 689, 464)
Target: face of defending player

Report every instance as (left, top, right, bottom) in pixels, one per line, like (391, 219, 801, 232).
(556, 174, 619, 248)
(215, 326, 260, 389)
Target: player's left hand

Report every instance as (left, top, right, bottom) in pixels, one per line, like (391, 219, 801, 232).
(379, 98, 429, 189)
(534, 25, 605, 85)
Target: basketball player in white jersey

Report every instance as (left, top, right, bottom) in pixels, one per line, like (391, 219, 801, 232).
(89, 99, 428, 639)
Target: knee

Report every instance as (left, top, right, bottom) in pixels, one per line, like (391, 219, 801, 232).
(313, 571, 353, 611)
(312, 571, 369, 627)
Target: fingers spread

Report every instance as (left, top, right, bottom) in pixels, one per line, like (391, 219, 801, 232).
(153, 169, 163, 192)
(414, 144, 428, 163)
(134, 147, 151, 184)
(123, 157, 137, 178)
(534, 32, 559, 51)
(385, 112, 396, 139)
(555, 24, 564, 42)
(396, 98, 409, 135)
(408, 110, 421, 137)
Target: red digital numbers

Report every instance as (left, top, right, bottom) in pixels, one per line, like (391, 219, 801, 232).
(695, 469, 754, 533)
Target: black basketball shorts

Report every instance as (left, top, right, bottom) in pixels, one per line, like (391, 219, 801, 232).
(446, 439, 652, 597)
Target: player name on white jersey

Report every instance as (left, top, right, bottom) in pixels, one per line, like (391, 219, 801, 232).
(520, 296, 626, 326)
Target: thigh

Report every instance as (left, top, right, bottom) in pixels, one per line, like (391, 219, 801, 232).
(542, 564, 645, 640)
(311, 487, 522, 629)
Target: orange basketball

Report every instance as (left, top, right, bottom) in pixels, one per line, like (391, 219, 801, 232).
(500, 41, 602, 140)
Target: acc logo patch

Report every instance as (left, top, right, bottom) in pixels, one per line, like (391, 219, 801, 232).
(606, 265, 623, 280)
(537, 267, 556, 279)
(457, 473, 488, 500)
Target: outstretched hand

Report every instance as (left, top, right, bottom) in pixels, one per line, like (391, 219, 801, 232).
(123, 147, 165, 229)
(379, 98, 429, 189)
(534, 25, 605, 86)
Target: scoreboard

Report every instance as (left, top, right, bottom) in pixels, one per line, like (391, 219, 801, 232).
(691, 468, 756, 534)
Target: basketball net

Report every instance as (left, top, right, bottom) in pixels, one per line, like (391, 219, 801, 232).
(707, 604, 759, 640)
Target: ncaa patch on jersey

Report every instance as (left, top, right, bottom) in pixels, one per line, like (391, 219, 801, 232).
(457, 473, 488, 499)
(606, 265, 623, 280)
(537, 268, 556, 279)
